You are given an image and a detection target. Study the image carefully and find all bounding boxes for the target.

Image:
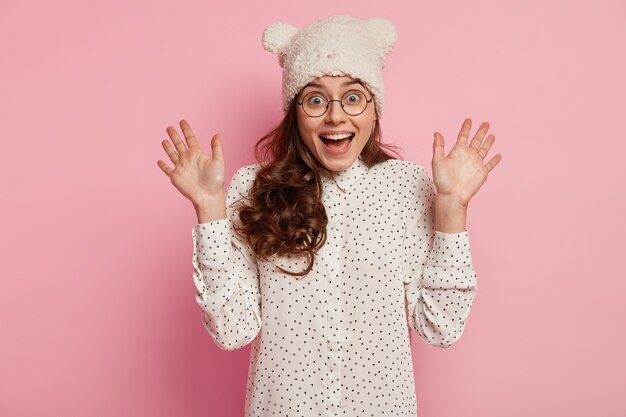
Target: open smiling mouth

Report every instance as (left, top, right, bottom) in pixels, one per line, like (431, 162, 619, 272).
(319, 133, 355, 150)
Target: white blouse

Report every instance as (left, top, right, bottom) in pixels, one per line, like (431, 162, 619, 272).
(191, 158, 477, 417)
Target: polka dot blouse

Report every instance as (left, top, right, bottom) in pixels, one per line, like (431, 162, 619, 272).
(191, 158, 477, 417)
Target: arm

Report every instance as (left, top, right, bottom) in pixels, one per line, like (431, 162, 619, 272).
(403, 167, 477, 347)
(191, 167, 262, 351)
(402, 118, 500, 346)
(157, 121, 261, 350)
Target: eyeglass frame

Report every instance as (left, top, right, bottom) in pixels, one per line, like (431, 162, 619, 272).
(296, 88, 374, 118)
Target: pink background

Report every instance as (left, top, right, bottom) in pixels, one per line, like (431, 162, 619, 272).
(1, 0, 625, 416)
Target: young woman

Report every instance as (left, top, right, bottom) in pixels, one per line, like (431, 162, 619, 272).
(158, 15, 501, 417)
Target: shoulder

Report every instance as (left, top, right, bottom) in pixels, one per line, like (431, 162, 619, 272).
(368, 159, 435, 209)
(369, 159, 432, 184)
(226, 163, 261, 204)
(231, 164, 261, 187)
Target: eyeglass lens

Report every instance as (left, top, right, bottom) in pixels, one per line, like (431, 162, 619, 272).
(301, 90, 369, 117)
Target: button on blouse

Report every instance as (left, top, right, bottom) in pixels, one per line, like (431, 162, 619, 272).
(191, 158, 477, 417)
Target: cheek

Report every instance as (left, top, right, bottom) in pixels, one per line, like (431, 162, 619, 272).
(297, 115, 316, 134)
(357, 115, 376, 139)
(296, 117, 319, 144)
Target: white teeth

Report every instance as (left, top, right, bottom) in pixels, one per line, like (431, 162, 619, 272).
(320, 133, 353, 140)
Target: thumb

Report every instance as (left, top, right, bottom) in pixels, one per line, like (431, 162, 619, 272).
(211, 134, 224, 161)
(432, 132, 445, 163)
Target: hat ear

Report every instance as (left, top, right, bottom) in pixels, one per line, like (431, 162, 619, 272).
(364, 18, 397, 55)
(262, 22, 298, 54)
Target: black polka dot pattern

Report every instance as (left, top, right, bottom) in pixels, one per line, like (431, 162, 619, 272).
(191, 158, 478, 417)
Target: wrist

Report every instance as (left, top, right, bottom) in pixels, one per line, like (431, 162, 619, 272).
(434, 195, 468, 233)
(193, 193, 226, 224)
(435, 193, 467, 209)
(192, 191, 225, 208)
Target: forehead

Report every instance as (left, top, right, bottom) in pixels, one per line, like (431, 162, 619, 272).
(302, 75, 368, 91)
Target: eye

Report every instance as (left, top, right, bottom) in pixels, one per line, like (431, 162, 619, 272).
(306, 94, 326, 107)
(343, 90, 364, 104)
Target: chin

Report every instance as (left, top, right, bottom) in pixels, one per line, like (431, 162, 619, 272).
(319, 156, 358, 173)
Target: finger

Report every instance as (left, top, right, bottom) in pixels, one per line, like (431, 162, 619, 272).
(477, 134, 495, 160)
(211, 134, 224, 161)
(485, 154, 502, 172)
(469, 122, 490, 150)
(432, 132, 445, 163)
(166, 125, 189, 155)
(180, 120, 200, 150)
(161, 139, 180, 163)
(456, 118, 472, 145)
(157, 159, 173, 176)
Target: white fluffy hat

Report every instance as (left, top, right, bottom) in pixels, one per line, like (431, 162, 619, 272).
(262, 15, 397, 118)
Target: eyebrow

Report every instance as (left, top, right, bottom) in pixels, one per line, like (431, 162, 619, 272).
(305, 80, 363, 89)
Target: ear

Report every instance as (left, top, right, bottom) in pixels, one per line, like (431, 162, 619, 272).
(262, 22, 298, 54)
(364, 18, 398, 56)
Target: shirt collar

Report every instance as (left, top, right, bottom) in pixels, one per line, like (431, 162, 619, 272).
(320, 158, 369, 192)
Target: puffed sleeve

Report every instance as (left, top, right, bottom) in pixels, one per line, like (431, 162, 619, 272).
(191, 165, 262, 351)
(402, 166, 477, 347)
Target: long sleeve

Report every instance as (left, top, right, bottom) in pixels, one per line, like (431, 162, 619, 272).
(402, 166, 477, 348)
(191, 166, 262, 351)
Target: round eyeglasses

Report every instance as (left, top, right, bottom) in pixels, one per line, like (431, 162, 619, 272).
(297, 89, 373, 117)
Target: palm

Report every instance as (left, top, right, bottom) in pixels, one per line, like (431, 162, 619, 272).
(157, 120, 225, 205)
(170, 145, 224, 200)
(432, 119, 502, 207)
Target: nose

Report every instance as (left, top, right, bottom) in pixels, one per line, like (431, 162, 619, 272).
(325, 100, 346, 123)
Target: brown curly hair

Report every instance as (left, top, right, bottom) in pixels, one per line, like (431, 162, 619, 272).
(234, 97, 399, 277)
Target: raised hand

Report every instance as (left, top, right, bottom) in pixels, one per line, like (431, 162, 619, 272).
(157, 120, 226, 221)
(432, 118, 502, 208)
